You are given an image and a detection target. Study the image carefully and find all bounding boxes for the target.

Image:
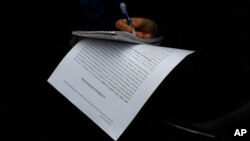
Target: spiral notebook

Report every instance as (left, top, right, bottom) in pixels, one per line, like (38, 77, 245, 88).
(72, 30, 163, 44)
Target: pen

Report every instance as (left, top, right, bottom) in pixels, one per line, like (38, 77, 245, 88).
(119, 2, 136, 35)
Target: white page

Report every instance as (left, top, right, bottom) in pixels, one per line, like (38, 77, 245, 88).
(48, 39, 194, 140)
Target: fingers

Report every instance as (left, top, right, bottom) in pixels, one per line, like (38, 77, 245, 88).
(143, 33, 153, 39)
(115, 18, 145, 33)
(115, 18, 156, 39)
(132, 18, 157, 39)
(115, 19, 134, 33)
(131, 18, 145, 28)
(135, 32, 144, 39)
(136, 32, 153, 39)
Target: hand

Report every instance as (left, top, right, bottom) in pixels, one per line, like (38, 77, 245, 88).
(115, 17, 158, 39)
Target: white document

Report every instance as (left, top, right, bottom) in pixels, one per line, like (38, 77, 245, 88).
(48, 39, 194, 140)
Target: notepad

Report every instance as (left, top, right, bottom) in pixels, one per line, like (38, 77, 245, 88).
(72, 30, 164, 44)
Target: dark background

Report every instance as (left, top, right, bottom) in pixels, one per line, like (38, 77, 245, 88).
(1, 0, 250, 141)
